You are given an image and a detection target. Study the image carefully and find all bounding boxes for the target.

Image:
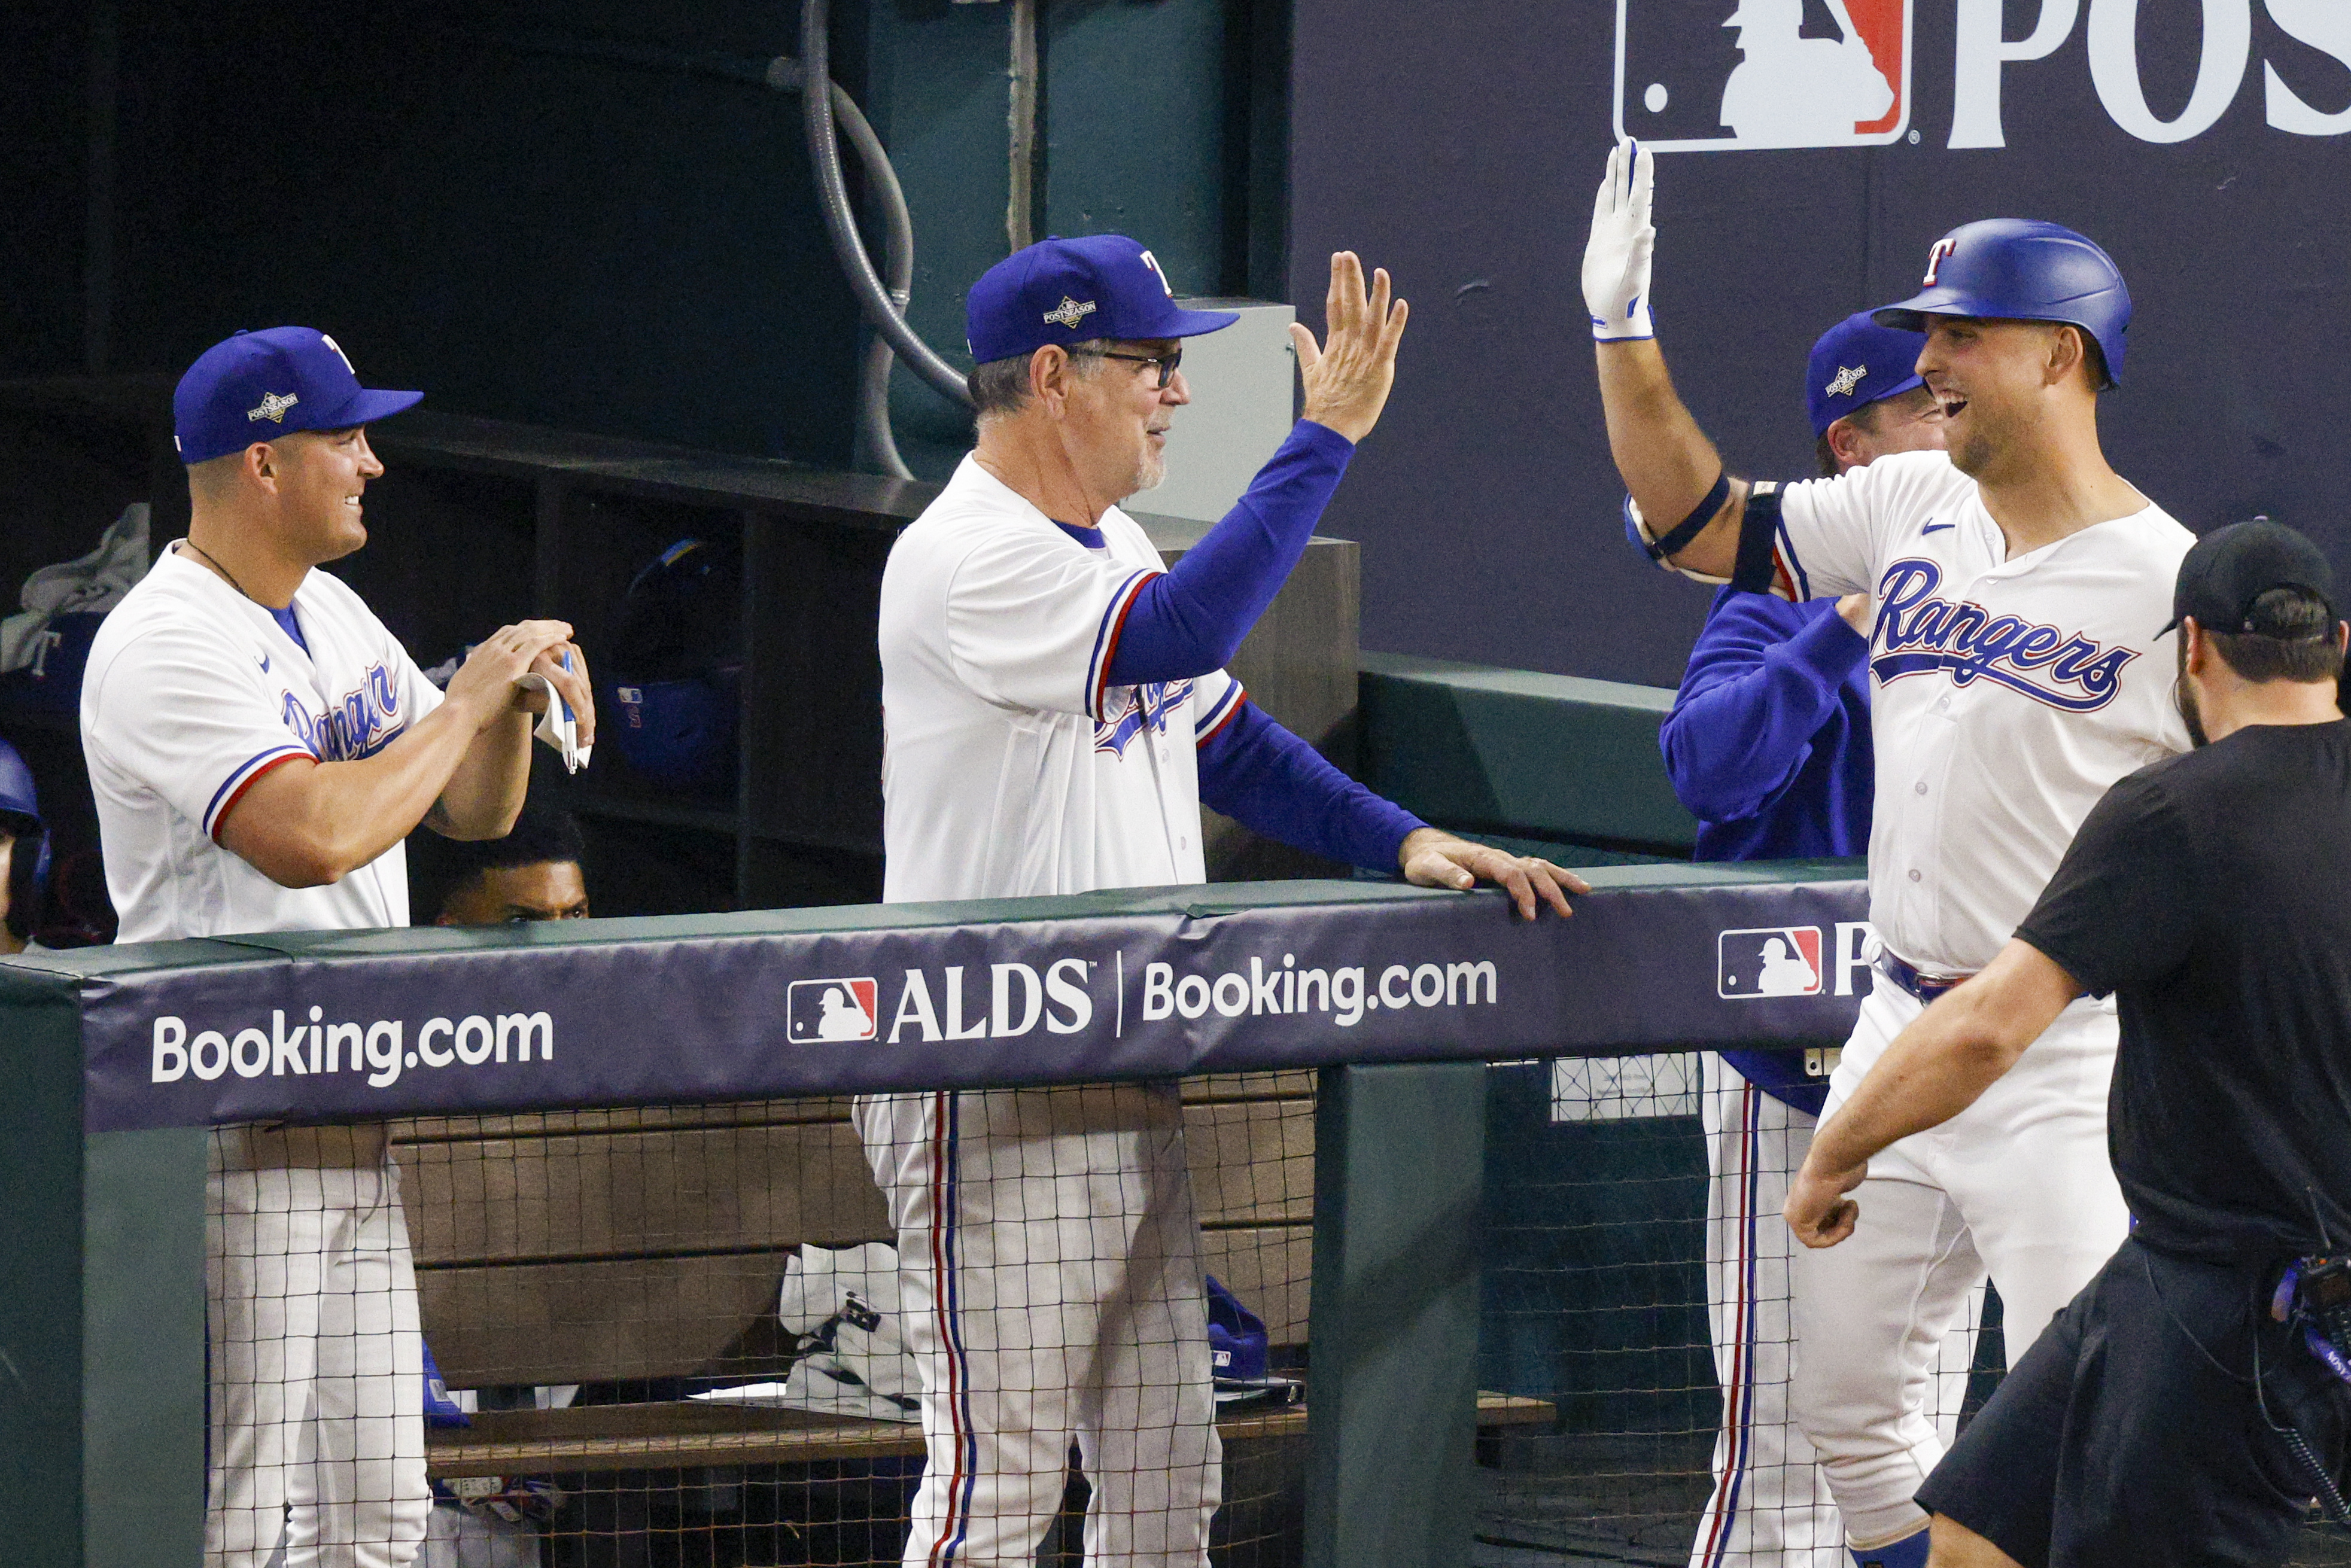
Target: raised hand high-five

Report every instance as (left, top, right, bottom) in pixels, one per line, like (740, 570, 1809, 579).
(1583, 140, 1656, 342)
(1294, 251, 1410, 444)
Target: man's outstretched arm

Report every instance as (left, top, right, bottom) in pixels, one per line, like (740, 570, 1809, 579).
(1584, 141, 1748, 582)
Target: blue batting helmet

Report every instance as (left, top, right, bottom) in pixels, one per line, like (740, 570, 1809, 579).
(1874, 220, 2131, 386)
(0, 734, 50, 896)
(605, 539, 741, 790)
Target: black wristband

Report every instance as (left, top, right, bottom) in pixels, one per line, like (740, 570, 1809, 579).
(1729, 483, 1784, 595)
(1643, 471, 1732, 564)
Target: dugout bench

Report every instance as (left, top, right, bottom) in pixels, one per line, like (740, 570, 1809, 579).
(0, 864, 1868, 1567)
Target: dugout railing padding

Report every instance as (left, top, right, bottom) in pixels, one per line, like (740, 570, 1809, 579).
(0, 862, 1866, 1568)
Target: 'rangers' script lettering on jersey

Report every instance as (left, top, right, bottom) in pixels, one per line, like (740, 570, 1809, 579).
(1869, 559, 2138, 712)
(1096, 678, 1194, 757)
(283, 663, 409, 759)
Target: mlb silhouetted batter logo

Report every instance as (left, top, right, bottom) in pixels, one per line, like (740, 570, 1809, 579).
(787, 978, 880, 1043)
(1616, 0, 1911, 151)
(1719, 926, 1824, 998)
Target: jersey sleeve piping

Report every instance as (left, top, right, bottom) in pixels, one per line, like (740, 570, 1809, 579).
(1193, 679, 1248, 745)
(1772, 511, 1811, 602)
(1086, 567, 1163, 721)
(204, 746, 314, 841)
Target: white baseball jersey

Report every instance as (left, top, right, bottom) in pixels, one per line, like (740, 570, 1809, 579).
(82, 545, 443, 942)
(878, 452, 1242, 903)
(1768, 451, 2193, 976)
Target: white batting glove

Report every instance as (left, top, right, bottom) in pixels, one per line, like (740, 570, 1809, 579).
(1582, 141, 1656, 342)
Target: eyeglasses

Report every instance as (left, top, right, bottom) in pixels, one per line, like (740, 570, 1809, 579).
(1075, 346, 1183, 389)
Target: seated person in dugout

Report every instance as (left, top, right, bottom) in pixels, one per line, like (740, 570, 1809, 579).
(862, 235, 1583, 1566)
(414, 802, 591, 926)
(1786, 520, 2351, 1568)
(0, 735, 42, 955)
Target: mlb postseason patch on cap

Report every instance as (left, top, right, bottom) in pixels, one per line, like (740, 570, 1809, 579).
(1804, 311, 1925, 438)
(174, 327, 422, 464)
(966, 235, 1240, 365)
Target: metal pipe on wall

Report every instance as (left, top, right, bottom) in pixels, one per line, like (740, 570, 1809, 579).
(1007, 0, 1039, 252)
(800, 0, 975, 413)
(83, 0, 120, 376)
(480, 26, 963, 475)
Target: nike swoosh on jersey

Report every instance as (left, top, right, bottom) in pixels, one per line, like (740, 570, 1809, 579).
(1921, 521, 1954, 535)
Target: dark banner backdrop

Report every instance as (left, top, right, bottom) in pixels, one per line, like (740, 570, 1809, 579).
(1293, 0, 2351, 687)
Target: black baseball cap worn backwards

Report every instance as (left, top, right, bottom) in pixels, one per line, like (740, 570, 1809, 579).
(2163, 517, 2340, 638)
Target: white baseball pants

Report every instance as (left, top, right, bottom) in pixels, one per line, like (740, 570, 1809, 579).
(1689, 1053, 1981, 1568)
(854, 1083, 1220, 1567)
(1789, 974, 2128, 1546)
(206, 1145, 431, 1567)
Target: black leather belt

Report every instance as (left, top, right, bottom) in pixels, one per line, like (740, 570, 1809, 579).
(1876, 951, 1975, 1004)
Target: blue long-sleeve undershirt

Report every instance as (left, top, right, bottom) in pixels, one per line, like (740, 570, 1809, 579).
(1197, 699, 1425, 874)
(1105, 421, 1355, 684)
(1666, 587, 1873, 1113)
(1660, 587, 1873, 863)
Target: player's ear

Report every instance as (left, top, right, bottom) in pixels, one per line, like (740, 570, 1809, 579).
(2046, 324, 2087, 389)
(1030, 345, 1070, 417)
(244, 440, 282, 494)
(1825, 416, 1865, 471)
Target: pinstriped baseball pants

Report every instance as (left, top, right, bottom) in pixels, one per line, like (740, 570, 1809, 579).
(1789, 975, 2128, 1548)
(854, 1083, 1220, 1567)
(205, 1146, 431, 1567)
(1690, 1053, 1981, 1567)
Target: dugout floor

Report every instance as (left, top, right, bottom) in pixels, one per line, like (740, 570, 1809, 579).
(1470, 1434, 2351, 1568)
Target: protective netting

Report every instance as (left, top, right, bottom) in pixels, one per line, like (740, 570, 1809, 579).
(1477, 1056, 2351, 1568)
(203, 1060, 2351, 1567)
(200, 1077, 1315, 1566)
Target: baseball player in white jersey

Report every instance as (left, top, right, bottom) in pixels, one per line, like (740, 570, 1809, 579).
(1584, 144, 2191, 1568)
(865, 236, 1581, 1566)
(81, 327, 594, 1567)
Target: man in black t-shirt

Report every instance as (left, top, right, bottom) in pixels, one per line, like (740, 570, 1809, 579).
(1783, 519, 2351, 1568)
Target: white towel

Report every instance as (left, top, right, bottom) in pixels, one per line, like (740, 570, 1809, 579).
(0, 503, 151, 673)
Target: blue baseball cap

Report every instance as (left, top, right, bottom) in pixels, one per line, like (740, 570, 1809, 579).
(966, 235, 1238, 364)
(1805, 312, 1927, 438)
(173, 327, 422, 464)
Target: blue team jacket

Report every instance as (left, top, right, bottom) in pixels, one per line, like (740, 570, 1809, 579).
(1661, 587, 1873, 1112)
